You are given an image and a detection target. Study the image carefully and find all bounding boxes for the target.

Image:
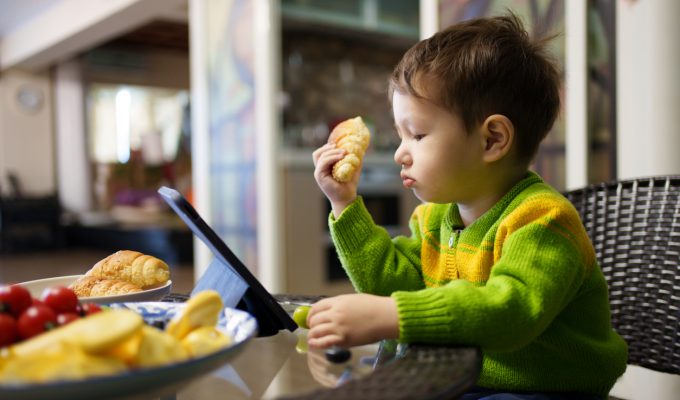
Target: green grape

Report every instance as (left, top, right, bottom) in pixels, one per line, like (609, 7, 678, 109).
(292, 305, 311, 329)
(295, 331, 309, 354)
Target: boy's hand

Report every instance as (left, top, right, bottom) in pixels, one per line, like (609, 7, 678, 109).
(313, 144, 361, 218)
(306, 294, 399, 349)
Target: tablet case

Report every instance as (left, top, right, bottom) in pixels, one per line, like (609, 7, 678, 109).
(158, 186, 297, 336)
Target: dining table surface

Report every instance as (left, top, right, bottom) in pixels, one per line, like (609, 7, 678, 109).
(169, 294, 483, 400)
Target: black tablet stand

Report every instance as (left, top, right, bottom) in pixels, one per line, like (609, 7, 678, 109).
(158, 187, 297, 336)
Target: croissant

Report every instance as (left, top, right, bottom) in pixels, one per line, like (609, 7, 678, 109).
(86, 250, 170, 288)
(70, 276, 142, 297)
(328, 116, 371, 183)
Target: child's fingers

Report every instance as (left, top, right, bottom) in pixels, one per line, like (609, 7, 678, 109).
(307, 310, 332, 329)
(312, 143, 337, 166)
(313, 151, 346, 182)
(316, 149, 345, 170)
(307, 300, 332, 326)
(308, 335, 342, 349)
(307, 321, 337, 339)
(307, 324, 343, 349)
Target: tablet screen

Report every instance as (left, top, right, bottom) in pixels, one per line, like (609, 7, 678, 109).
(158, 186, 297, 336)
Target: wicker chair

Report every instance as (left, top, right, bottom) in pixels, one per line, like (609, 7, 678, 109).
(564, 175, 680, 376)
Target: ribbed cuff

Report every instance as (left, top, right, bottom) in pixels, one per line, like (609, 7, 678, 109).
(392, 289, 454, 343)
(329, 197, 376, 253)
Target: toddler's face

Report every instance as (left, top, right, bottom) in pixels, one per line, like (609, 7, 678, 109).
(392, 89, 486, 204)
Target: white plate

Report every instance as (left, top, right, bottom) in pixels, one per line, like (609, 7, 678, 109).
(18, 275, 172, 304)
(0, 303, 258, 400)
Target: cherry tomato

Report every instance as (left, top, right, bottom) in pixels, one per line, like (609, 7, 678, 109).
(0, 284, 32, 317)
(41, 286, 79, 314)
(17, 305, 57, 339)
(0, 313, 18, 347)
(80, 303, 102, 316)
(32, 298, 46, 307)
(56, 312, 80, 326)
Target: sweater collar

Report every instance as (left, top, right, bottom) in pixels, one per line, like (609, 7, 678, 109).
(445, 171, 543, 231)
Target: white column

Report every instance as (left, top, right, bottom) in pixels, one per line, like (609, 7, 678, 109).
(420, 0, 439, 39)
(610, 1, 680, 399)
(617, 0, 680, 179)
(565, 0, 588, 190)
(254, 0, 284, 293)
(189, 0, 212, 281)
(54, 60, 92, 213)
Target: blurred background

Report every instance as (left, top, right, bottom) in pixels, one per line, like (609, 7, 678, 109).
(0, 1, 678, 397)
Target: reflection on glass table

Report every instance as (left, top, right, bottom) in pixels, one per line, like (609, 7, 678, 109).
(176, 330, 379, 399)
(177, 314, 481, 400)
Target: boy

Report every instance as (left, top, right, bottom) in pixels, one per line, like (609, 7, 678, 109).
(309, 13, 627, 399)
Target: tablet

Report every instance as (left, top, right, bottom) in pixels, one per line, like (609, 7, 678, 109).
(158, 186, 297, 336)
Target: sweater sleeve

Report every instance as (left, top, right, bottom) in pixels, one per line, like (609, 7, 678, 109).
(329, 197, 425, 295)
(392, 202, 592, 350)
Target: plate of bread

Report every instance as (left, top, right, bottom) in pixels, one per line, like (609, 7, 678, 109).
(20, 250, 172, 304)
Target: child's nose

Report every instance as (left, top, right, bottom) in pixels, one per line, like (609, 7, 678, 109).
(394, 149, 403, 166)
(394, 145, 410, 167)
(394, 143, 404, 165)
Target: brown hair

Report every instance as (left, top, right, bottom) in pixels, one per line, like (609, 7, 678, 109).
(389, 12, 561, 164)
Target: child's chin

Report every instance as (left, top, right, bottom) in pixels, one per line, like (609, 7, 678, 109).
(418, 193, 455, 204)
(412, 190, 429, 203)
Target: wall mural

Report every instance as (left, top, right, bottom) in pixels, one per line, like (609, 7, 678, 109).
(206, 0, 259, 272)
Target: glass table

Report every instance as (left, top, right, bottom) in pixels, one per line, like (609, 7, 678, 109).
(170, 295, 482, 400)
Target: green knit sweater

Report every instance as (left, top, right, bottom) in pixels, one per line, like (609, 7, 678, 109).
(329, 172, 627, 395)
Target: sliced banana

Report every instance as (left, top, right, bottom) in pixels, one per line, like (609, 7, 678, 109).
(135, 325, 188, 368)
(0, 341, 126, 383)
(166, 290, 224, 340)
(181, 326, 232, 357)
(9, 309, 143, 358)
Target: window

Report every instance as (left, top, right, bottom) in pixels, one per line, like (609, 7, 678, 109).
(87, 84, 188, 165)
(86, 84, 191, 211)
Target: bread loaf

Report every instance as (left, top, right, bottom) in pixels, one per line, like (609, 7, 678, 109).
(67, 250, 170, 298)
(328, 116, 371, 183)
(87, 250, 170, 288)
(70, 276, 142, 297)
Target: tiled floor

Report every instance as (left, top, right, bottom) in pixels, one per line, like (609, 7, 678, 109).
(0, 247, 195, 294)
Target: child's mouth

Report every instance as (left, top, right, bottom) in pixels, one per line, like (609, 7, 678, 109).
(402, 178, 415, 188)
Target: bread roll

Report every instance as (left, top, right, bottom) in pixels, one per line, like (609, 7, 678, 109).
(70, 276, 142, 297)
(328, 116, 371, 183)
(87, 250, 169, 288)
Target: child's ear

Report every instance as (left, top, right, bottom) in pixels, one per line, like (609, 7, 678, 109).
(480, 114, 514, 162)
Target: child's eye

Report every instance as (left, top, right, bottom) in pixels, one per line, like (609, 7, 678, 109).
(413, 134, 425, 141)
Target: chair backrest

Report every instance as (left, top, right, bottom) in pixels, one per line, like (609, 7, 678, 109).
(564, 175, 680, 375)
